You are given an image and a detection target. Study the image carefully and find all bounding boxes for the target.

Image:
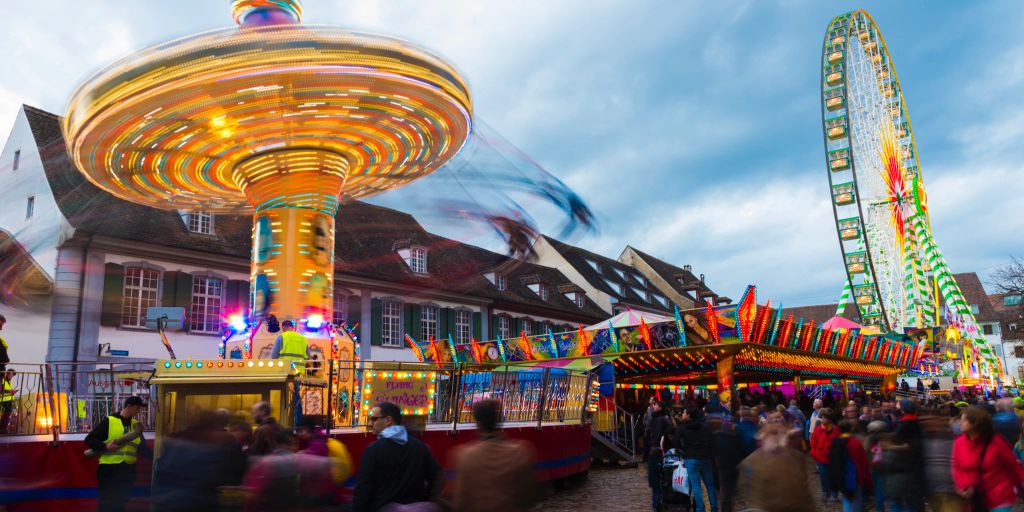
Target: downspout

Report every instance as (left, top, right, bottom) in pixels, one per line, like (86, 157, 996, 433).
(70, 234, 93, 393)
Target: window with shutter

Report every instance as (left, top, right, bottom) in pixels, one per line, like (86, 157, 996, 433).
(455, 310, 472, 344)
(101, 263, 125, 327)
(497, 315, 510, 339)
(522, 319, 533, 336)
(421, 305, 439, 342)
(190, 275, 224, 333)
(122, 267, 160, 328)
(332, 292, 348, 327)
(382, 300, 403, 347)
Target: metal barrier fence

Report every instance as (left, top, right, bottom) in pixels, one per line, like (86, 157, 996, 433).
(1, 360, 595, 438)
(1, 362, 157, 437)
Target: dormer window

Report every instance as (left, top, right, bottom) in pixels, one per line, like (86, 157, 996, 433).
(630, 286, 648, 301)
(613, 268, 626, 280)
(186, 211, 214, 235)
(565, 290, 586, 308)
(652, 294, 669, 308)
(632, 274, 647, 287)
(399, 246, 427, 274)
(528, 282, 549, 300)
(603, 278, 623, 295)
(585, 259, 599, 272)
(495, 273, 507, 291)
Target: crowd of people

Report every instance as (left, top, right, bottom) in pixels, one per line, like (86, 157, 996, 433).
(85, 398, 540, 512)
(639, 385, 1024, 512)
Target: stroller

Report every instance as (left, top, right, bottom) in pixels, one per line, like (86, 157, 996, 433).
(658, 449, 694, 511)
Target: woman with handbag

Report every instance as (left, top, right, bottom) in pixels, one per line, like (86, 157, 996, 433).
(952, 406, 1024, 512)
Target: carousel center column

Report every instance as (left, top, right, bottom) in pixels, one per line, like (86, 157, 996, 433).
(235, 149, 348, 355)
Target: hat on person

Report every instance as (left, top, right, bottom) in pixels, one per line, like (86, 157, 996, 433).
(124, 396, 146, 408)
(898, 398, 917, 414)
(867, 420, 887, 434)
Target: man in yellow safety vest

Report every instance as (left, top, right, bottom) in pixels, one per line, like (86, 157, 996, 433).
(272, 319, 309, 372)
(84, 396, 151, 512)
(1, 369, 15, 433)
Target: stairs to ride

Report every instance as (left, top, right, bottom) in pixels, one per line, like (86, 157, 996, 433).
(590, 405, 639, 465)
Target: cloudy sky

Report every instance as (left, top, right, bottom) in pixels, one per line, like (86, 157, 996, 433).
(1, 0, 1021, 306)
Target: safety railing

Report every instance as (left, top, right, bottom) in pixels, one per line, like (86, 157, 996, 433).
(0, 361, 157, 436)
(1, 359, 594, 438)
(590, 403, 638, 462)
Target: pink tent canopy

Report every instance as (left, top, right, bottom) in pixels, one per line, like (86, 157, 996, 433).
(822, 315, 862, 331)
(585, 310, 674, 331)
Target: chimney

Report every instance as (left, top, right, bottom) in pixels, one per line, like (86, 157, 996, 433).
(700, 273, 705, 283)
(683, 264, 692, 272)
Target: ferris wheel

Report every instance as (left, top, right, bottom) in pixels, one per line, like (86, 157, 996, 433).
(819, 11, 997, 370)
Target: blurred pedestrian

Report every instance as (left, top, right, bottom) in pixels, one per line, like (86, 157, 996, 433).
(919, 410, 963, 512)
(992, 398, 1021, 446)
(737, 423, 815, 512)
(952, 406, 1024, 512)
(644, 399, 672, 510)
(296, 417, 352, 489)
(84, 396, 151, 512)
(828, 419, 871, 512)
(889, 398, 925, 512)
(152, 409, 245, 512)
(735, 406, 758, 455)
(786, 399, 807, 433)
(1014, 423, 1024, 464)
(450, 399, 539, 512)
(353, 402, 442, 512)
(228, 419, 253, 456)
(710, 415, 744, 512)
(866, 421, 888, 512)
(810, 408, 840, 503)
(249, 401, 286, 456)
(673, 405, 717, 512)
(243, 429, 335, 511)
(808, 398, 824, 440)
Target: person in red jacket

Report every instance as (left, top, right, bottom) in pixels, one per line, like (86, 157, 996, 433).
(952, 406, 1024, 512)
(810, 408, 840, 503)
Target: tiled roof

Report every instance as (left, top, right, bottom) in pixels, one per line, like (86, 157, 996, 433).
(626, 246, 727, 304)
(779, 303, 860, 325)
(541, 235, 672, 311)
(949, 272, 998, 322)
(21, 105, 606, 323)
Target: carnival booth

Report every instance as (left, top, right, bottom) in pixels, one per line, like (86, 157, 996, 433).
(149, 358, 327, 457)
(412, 286, 922, 414)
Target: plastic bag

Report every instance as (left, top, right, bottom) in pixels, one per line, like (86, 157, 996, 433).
(671, 463, 690, 494)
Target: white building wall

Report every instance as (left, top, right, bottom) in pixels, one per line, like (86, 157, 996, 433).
(93, 253, 250, 361)
(0, 300, 52, 365)
(0, 108, 74, 280)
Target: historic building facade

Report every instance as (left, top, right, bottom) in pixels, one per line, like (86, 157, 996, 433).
(0, 105, 721, 365)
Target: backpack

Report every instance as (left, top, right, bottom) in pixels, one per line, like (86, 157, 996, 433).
(827, 437, 859, 495)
